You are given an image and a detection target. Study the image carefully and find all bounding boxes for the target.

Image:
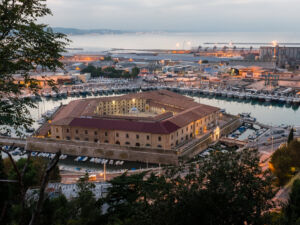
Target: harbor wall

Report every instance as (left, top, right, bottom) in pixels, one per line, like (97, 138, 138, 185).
(220, 115, 242, 136)
(26, 137, 179, 165)
(178, 116, 242, 160)
(0, 137, 26, 148)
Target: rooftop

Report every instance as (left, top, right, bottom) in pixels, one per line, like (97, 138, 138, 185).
(50, 90, 219, 134)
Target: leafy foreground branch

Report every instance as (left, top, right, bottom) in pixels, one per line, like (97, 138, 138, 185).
(0, 147, 61, 225)
(0, 0, 69, 135)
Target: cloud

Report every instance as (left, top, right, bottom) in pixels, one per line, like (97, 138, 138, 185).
(43, 0, 300, 31)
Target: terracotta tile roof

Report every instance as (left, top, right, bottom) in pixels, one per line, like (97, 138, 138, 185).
(51, 100, 92, 123)
(167, 105, 219, 127)
(50, 90, 220, 132)
(68, 117, 180, 134)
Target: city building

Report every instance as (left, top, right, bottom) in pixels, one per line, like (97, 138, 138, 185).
(49, 90, 221, 150)
(260, 46, 300, 68)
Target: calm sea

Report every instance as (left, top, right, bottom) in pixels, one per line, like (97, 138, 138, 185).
(67, 32, 300, 51)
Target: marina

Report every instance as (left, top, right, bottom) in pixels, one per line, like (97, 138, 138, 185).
(26, 85, 300, 135)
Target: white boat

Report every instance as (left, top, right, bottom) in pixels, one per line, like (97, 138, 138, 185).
(286, 97, 293, 104)
(258, 94, 265, 101)
(233, 92, 239, 98)
(238, 93, 245, 99)
(279, 97, 286, 103)
(245, 93, 251, 99)
(109, 160, 114, 165)
(239, 112, 251, 118)
(60, 90, 67, 97)
(50, 92, 57, 98)
(265, 95, 272, 102)
(82, 156, 88, 162)
(208, 89, 215, 96)
(221, 91, 227, 97)
(42, 92, 51, 98)
(293, 97, 300, 104)
(74, 156, 80, 162)
(59, 154, 67, 160)
(202, 89, 209, 95)
(271, 95, 279, 102)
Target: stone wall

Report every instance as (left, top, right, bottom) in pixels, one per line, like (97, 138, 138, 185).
(26, 137, 179, 165)
(220, 115, 242, 137)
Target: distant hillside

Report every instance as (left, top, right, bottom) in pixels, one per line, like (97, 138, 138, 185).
(52, 27, 130, 35)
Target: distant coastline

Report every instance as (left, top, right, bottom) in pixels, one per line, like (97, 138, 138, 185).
(52, 27, 177, 35)
(52, 27, 131, 35)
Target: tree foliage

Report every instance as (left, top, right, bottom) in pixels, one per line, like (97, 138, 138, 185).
(270, 179, 300, 225)
(1, 148, 276, 225)
(0, 155, 61, 225)
(101, 148, 274, 225)
(271, 140, 300, 186)
(288, 128, 294, 144)
(0, 0, 68, 135)
(81, 64, 102, 78)
(81, 65, 140, 79)
(283, 179, 300, 224)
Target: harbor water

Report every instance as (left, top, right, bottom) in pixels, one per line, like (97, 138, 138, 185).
(31, 92, 300, 129)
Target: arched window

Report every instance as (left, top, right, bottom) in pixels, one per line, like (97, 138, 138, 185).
(116, 141, 120, 145)
(146, 144, 151, 147)
(125, 142, 130, 145)
(157, 145, 162, 148)
(135, 143, 140, 147)
(104, 140, 109, 143)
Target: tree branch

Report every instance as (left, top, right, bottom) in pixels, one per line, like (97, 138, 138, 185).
(21, 151, 31, 178)
(0, 144, 29, 224)
(28, 150, 61, 225)
(0, 144, 23, 186)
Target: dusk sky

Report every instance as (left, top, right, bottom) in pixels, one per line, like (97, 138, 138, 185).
(44, 0, 300, 32)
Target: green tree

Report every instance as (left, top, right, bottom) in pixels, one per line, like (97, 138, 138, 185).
(103, 149, 275, 225)
(191, 149, 275, 225)
(81, 64, 102, 78)
(288, 128, 294, 144)
(131, 67, 140, 78)
(103, 56, 112, 61)
(271, 179, 300, 225)
(284, 179, 300, 224)
(0, 153, 61, 225)
(0, 0, 68, 136)
(271, 147, 293, 186)
(0, 155, 10, 224)
(68, 173, 102, 225)
(39, 195, 71, 225)
(271, 140, 300, 185)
